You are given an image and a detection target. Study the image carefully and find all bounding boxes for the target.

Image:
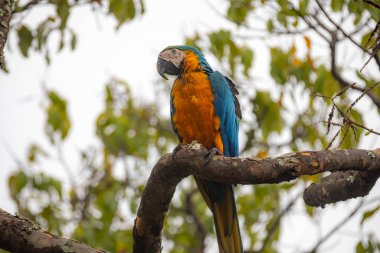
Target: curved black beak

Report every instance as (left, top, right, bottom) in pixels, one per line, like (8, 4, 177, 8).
(157, 58, 181, 80)
(157, 58, 168, 80)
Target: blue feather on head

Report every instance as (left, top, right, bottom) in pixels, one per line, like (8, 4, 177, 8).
(165, 45, 213, 74)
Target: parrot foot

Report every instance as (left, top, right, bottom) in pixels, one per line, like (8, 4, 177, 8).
(204, 147, 222, 165)
(173, 143, 182, 154)
(172, 143, 184, 159)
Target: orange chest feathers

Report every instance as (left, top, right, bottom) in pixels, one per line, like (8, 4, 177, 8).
(171, 73, 224, 152)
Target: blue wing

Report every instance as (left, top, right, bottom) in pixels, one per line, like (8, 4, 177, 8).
(209, 71, 241, 157)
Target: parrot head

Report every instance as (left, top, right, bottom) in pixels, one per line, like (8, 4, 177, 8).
(157, 46, 185, 80)
(157, 46, 211, 79)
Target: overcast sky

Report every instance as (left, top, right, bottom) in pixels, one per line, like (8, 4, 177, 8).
(1, 0, 379, 252)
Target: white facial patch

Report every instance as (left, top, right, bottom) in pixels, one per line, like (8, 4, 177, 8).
(158, 48, 185, 68)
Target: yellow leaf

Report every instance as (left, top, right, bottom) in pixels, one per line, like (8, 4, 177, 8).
(289, 44, 297, 55)
(257, 150, 268, 158)
(292, 57, 302, 67)
(304, 36, 311, 50)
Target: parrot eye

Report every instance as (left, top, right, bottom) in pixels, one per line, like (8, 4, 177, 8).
(171, 49, 176, 55)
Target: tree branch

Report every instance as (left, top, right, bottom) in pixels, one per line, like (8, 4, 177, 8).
(329, 31, 380, 108)
(0, 208, 109, 253)
(316, 0, 367, 52)
(363, 0, 380, 10)
(0, 0, 14, 71)
(133, 143, 380, 253)
(315, 0, 380, 71)
(304, 170, 380, 207)
(289, 2, 330, 43)
(300, 0, 380, 107)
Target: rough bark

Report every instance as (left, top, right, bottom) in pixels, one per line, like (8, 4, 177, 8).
(133, 143, 380, 253)
(304, 170, 380, 207)
(0, 0, 14, 70)
(0, 208, 109, 253)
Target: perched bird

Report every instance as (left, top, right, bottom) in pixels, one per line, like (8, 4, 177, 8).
(157, 45, 243, 253)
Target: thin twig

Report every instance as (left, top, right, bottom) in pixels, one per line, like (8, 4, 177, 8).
(338, 126, 350, 148)
(329, 31, 380, 108)
(349, 17, 372, 37)
(351, 121, 380, 136)
(334, 83, 357, 99)
(322, 121, 344, 127)
(288, 2, 330, 42)
(363, 0, 380, 9)
(316, 0, 377, 56)
(346, 82, 380, 113)
(326, 128, 341, 150)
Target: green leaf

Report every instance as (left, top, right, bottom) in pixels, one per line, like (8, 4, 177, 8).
(95, 79, 173, 157)
(241, 47, 254, 77)
(305, 204, 315, 217)
(17, 25, 33, 57)
(270, 48, 289, 85)
(27, 144, 48, 163)
(226, 0, 254, 25)
(56, 0, 70, 29)
(267, 19, 274, 32)
(350, 109, 364, 126)
(314, 65, 341, 96)
(45, 51, 51, 65)
(299, 0, 309, 15)
(361, 205, 380, 225)
(58, 32, 65, 52)
(36, 19, 49, 51)
(252, 91, 284, 140)
(209, 30, 231, 61)
(31, 173, 62, 199)
(138, 0, 145, 13)
(331, 0, 344, 12)
(70, 30, 77, 50)
(109, 0, 136, 28)
(45, 90, 71, 143)
(339, 125, 354, 149)
(185, 33, 201, 48)
(50, 178, 63, 199)
(8, 171, 28, 200)
(356, 241, 366, 253)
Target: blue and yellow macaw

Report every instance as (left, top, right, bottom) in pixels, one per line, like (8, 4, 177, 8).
(157, 45, 243, 253)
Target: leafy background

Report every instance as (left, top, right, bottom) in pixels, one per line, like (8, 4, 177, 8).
(1, 0, 380, 252)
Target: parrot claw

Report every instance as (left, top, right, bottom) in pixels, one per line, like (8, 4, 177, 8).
(204, 147, 222, 165)
(172, 143, 183, 159)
